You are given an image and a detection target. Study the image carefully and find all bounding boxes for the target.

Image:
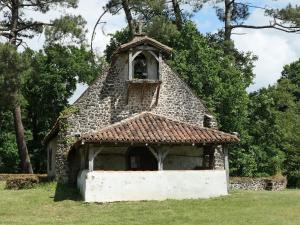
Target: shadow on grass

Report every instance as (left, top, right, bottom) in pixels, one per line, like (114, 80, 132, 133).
(53, 182, 82, 202)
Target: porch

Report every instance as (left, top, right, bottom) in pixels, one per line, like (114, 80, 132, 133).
(73, 143, 228, 202)
(69, 112, 238, 202)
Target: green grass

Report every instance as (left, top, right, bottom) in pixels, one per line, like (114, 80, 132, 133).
(0, 182, 299, 225)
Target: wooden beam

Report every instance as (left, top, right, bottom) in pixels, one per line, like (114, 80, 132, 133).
(88, 146, 94, 172)
(80, 148, 85, 170)
(129, 49, 133, 80)
(132, 50, 143, 60)
(135, 46, 157, 51)
(148, 50, 159, 61)
(94, 148, 103, 159)
(224, 147, 230, 192)
(149, 147, 169, 171)
(158, 52, 162, 80)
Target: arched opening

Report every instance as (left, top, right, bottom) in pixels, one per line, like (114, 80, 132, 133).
(127, 147, 157, 171)
(133, 53, 148, 79)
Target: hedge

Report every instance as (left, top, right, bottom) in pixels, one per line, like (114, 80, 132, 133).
(0, 174, 50, 190)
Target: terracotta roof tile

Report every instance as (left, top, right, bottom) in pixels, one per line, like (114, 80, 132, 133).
(79, 112, 239, 145)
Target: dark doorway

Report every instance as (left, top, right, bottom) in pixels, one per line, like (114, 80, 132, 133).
(127, 147, 157, 171)
(201, 146, 214, 170)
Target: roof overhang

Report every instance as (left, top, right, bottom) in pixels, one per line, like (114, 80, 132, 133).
(74, 112, 239, 148)
(113, 34, 173, 57)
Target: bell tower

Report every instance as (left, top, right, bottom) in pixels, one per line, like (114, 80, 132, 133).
(112, 33, 172, 107)
(128, 35, 163, 81)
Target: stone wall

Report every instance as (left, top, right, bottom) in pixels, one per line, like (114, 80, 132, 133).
(214, 145, 225, 170)
(53, 52, 220, 182)
(67, 58, 210, 135)
(230, 177, 287, 191)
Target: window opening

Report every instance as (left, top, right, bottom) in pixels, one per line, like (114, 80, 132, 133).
(133, 54, 147, 79)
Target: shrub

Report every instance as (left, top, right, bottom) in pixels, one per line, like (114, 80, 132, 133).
(2, 174, 50, 190)
(6, 176, 39, 189)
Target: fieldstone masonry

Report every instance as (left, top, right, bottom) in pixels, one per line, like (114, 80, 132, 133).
(50, 46, 225, 183)
(230, 177, 287, 191)
(214, 145, 225, 170)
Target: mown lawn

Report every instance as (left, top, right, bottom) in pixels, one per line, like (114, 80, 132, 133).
(0, 182, 299, 225)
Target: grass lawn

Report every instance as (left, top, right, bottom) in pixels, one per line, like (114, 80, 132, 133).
(0, 182, 299, 225)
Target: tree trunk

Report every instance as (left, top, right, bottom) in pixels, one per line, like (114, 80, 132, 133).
(224, 0, 234, 41)
(172, 0, 183, 31)
(121, 0, 135, 37)
(10, 0, 33, 174)
(13, 104, 33, 173)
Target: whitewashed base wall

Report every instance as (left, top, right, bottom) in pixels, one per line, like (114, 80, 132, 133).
(77, 170, 228, 203)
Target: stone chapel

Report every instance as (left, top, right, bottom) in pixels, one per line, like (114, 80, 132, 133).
(44, 33, 239, 202)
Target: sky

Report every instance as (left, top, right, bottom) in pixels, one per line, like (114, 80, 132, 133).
(16, 0, 300, 103)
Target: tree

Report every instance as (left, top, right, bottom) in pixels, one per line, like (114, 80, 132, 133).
(22, 44, 102, 172)
(0, 43, 32, 173)
(275, 62, 300, 186)
(0, 0, 86, 173)
(0, 108, 20, 173)
(280, 59, 300, 100)
(247, 88, 285, 176)
(214, 1, 300, 41)
(245, 59, 300, 183)
(171, 0, 183, 31)
(92, 0, 137, 52)
(105, 0, 136, 37)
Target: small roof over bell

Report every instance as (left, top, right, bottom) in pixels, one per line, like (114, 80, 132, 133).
(114, 34, 173, 56)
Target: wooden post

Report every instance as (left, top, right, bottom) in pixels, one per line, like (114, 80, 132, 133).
(80, 149, 85, 170)
(158, 151, 163, 171)
(129, 49, 133, 80)
(158, 52, 162, 80)
(224, 147, 230, 192)
(88, 147, 94, 172)
(149, 147, 169, 171)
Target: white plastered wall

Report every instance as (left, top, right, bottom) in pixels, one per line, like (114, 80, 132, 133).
(77, 170, 228, 202)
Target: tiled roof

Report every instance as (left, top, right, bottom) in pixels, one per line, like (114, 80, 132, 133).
(114, 34, 173, 55)
(79, 112, 239, 145)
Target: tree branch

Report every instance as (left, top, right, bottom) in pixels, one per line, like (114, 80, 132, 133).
(19, 0, 68, 8)
(16, 22, 53, 32)
(235, 2, 269, 11)
(0, 31, 10, 38)
(232, 22, 300, 33)
(91, 9, 108, 54)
